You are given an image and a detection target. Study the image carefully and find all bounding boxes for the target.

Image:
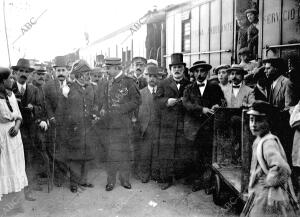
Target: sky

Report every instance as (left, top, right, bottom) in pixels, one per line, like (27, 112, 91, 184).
(0, 0, 188, 66)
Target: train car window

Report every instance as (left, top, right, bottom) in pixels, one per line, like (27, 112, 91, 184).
(182, 21, 191, 52)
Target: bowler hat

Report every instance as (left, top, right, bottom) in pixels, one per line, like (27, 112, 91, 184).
(169, 53, 186, 69)
(132, 56, 147, 64)
(190, 60, 212, 72)
(0, 67, 11, 81)
(238, 47, 251, 55)
(145, 65, 158, 76)
(245, 8, 258, 15)
(53, 56, 67, 68)
(247, 100, 273, 117)
(227, 64, 247, 75)
(105, 57, 122, 66)
(11, 58, 34, 72)
(71, 60, 91, 75)
(214, 64, 231, 75)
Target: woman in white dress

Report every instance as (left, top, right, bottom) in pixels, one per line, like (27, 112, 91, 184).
(0, 67, 28, 209)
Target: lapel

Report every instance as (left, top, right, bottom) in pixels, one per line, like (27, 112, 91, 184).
(168, 77, 179, 96)
(273, 75, 284, 102)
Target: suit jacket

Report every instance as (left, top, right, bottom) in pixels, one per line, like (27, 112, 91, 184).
(253, 85, 268, 102)
(138, 86, 159, 135)
(223, 83, 254, 108)
(182, 81, 225, 140)
(269, 75, 295, 111)
(33, 81, 48, 122)
(12, 82, 40, 125)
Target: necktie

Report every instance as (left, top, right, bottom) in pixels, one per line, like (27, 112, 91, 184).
(232, 85, 240, 89)
(152, 87, 155, 95)
(20, 86, 25, 95)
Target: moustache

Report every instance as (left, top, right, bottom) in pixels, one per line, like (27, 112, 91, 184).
(20, 75, 28, 80)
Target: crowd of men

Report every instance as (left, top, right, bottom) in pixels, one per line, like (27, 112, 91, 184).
(7, 47, 300, 202)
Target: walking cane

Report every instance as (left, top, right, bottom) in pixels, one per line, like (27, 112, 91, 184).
(51, 126, 56, 191)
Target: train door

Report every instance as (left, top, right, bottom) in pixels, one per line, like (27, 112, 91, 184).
(259, 0, 300, 59)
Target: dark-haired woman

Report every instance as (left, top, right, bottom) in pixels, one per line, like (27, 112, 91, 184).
(0, 68, 28, 205)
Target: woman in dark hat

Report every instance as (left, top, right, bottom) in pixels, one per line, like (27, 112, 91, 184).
(241, 100, 299, 217)
(0, 67, 28, 212)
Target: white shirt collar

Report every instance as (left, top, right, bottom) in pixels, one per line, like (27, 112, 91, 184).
(148, 85, 157, 94)
(196, 79, 207, 95)
(196, 79, 207, 86)
(17, 82, 26, 91)
(272, 76, 280, 89)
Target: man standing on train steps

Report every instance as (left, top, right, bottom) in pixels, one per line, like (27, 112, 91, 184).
(155, 53, 190, 190)
(99, 58, 141, 191)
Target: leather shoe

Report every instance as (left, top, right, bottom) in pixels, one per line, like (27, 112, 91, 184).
(70, 185, 78, 193)
(160, 182, 172, 190)
(105, 183, 114, 191)
(122, 182, 132, 189)
(141, 178, 150, 183)
(81, 183, 94, 188)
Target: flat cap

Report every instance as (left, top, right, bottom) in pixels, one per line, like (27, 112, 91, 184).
(71, 59, 91, 75)
(245, 8, 258, 15)
(105, 57, 122, 66)
(132, 56, 147, 64)
(247, 100, 273, 116)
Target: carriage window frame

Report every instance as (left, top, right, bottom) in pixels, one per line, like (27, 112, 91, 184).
(182, 18, 191, 53)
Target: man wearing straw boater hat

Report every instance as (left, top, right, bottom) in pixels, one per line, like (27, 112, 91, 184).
(99, 57, 140, 191)
(183, 60, 225, 191)
(155, 53, 190, 190)
(11, 58, 40, 201)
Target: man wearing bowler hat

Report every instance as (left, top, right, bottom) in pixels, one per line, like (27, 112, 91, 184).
(155, 53, 190, 190)
(11, 58, 41, 201)
(136, 65, 160, 183)
(183, 61, 225, 191)
(98, 57, 140, 191)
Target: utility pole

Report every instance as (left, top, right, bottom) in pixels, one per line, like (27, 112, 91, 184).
(3, 0, 11, 67)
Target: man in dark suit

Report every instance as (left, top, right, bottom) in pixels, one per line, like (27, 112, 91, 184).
(131, 56, 148, 90)
(99, 58, 141, 191)
(155, 53, 190, 190)
(136, 65, 160, 183)
(11, 58, 41, 201)
(183, 61, 225, 191)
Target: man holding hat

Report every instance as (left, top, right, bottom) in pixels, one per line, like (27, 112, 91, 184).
(155, 53, 190, 190)
(64, 60, 96, 193)
(131, 56, 147, 90)
(136, 65, 160, 183)
(183, 61, 225, 191)
(98, 57, 140, 191)
(11, 58, 42, 201)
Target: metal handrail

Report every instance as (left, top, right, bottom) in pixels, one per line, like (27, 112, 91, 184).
(264, 43, 300, 50)
(163, 49, 231, 57)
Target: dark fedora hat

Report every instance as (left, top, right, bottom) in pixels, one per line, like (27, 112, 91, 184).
(169, 53, 186, 69)
(262, 58, 285, 70)
(227, 64, 247, 75)
(71, 59, 91, 75)
(245, 8, 258, 15)
(190, 60, 212, 72)
(11, 58, 34, 72)
(145, 65, 159, 76)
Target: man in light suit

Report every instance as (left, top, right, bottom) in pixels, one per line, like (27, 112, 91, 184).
(137, 65, 160, 183)
(263, 58, 296, 165)
(223, 64, 254, 108)
(223, 65, 255, 164)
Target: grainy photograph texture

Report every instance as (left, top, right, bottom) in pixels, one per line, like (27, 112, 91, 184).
(0, 0, 300, 216)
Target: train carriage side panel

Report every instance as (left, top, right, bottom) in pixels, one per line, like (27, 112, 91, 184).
(199, 2, 210, 64)
(191, 6, 200, 65)
(210, 0, 221, 68)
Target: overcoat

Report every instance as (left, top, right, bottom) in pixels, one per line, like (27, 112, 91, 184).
(64, 82, 95, 160)
(155, 77, 190, 180)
